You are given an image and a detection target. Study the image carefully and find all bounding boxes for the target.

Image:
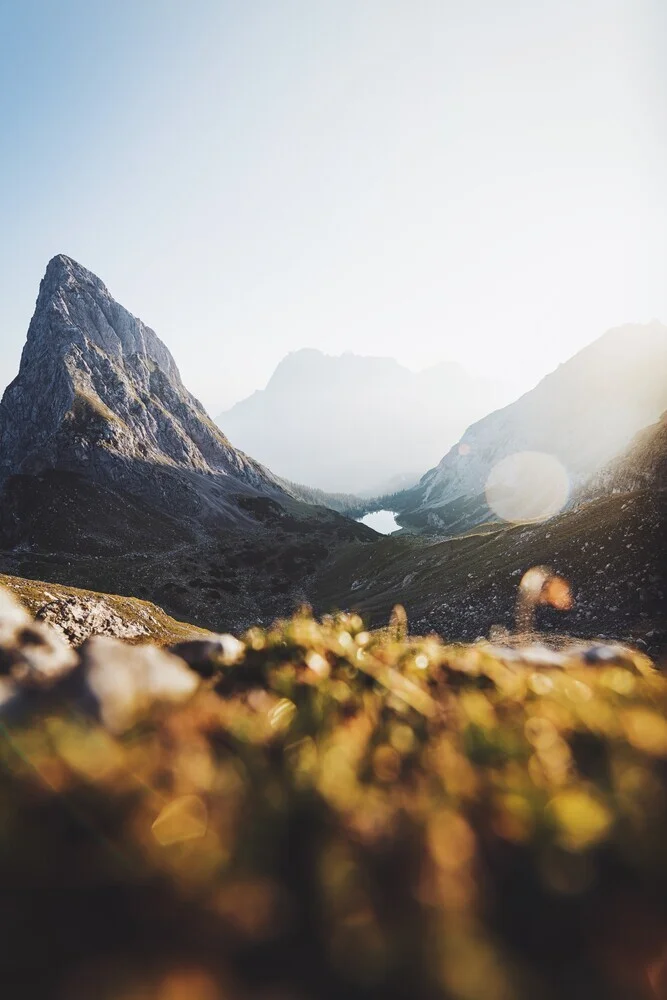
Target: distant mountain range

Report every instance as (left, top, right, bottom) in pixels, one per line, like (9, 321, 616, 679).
(216, 348, 510, 495)
(393, 322, 667, 533)
(313, 323, 667, 650)
(0, 255, 664, 651)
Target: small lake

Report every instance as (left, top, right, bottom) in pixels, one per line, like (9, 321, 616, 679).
(356, 510, 400, 534)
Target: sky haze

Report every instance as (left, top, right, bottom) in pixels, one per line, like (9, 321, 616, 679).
(1, 0, 665, 413)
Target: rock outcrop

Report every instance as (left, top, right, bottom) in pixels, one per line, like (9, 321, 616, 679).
(0, 585, 200, 729)
(35, 595, 151, 645)
(0, 587, 77, 686)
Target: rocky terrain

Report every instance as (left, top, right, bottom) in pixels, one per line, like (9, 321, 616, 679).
(586, 408, 667, 498)
(393, 322, 667, 534)
(0, 256, 374, 632)
(0, 254, 385, 541)
(1, 254, 296, 520)
(314, 488, 667, 653)
(0, 572, 213, 646)
(217, 348, 509, 494)
(0, 256, 664, 654)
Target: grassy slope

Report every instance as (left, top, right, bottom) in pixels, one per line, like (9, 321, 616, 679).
(314, 489, 667, 649)
(7, 489, 662, 651)
(0, 572, 213, 645)
(0, 469, 375, 635)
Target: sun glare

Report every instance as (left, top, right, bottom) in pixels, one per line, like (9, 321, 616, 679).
(485, 451, 570, 524)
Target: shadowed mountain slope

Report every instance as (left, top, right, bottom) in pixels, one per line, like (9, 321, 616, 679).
(316, 374, 667, 652)
(316, 370, 667, 652)
(587, 409, 667, 498)
(314, 489, 667, 652)
(395, 323, 667, 534)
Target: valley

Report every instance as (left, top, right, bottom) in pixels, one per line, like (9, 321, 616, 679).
(0, 255, 665, 657)
(315, 489, 667, 652)
(2, 7, 665, 998)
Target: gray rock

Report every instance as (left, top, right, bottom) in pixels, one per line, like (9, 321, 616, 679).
(0, 585, 203, 723)
(0, 587, 77, 686)
(35, 595, 150, 645)
(80, 635, 199, 732)
(169, 633, 245, 676)
(0, 255, 286, 525)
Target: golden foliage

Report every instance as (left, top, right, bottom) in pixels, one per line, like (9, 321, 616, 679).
(1, 607, 667, 998)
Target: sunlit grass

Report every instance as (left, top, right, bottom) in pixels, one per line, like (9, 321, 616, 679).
(1, 598, 667, 998)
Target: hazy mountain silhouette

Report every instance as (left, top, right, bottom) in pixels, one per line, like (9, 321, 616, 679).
(394, 323, 667, 533)
(217, 348, 510, 494)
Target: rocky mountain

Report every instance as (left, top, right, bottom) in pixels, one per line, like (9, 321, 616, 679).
(395, 323, 667, 534)
(0, 256, 372, 632)
(217, 348, 510, 495)
(2, 256, 663, 653)
(0, 254, 287, 523)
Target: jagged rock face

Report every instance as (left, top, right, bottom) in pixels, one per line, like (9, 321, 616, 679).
(397, 323, 667, 533)
(0, 256, 374, 634)
(0, 255, 281, 505)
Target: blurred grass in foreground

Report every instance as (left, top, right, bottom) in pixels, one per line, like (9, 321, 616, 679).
(2, 601, 667, 999)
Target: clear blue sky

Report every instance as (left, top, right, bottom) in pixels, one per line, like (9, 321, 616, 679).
(1, 0, 665, 413)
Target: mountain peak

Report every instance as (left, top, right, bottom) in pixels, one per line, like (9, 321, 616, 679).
(45, 252, 92, 282)
(0, 257, 281, 503)
(28, 255, 181, 386)
(39, 254, 109, 309)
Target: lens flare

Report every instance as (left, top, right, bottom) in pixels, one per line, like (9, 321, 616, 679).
(485, 451, 569, 523)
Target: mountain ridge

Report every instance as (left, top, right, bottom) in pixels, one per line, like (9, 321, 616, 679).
(2, 255, 664, 650)
(216, 347, 510, 494)
(0, 255, 283, 507)
(395, 321, 667, 533)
